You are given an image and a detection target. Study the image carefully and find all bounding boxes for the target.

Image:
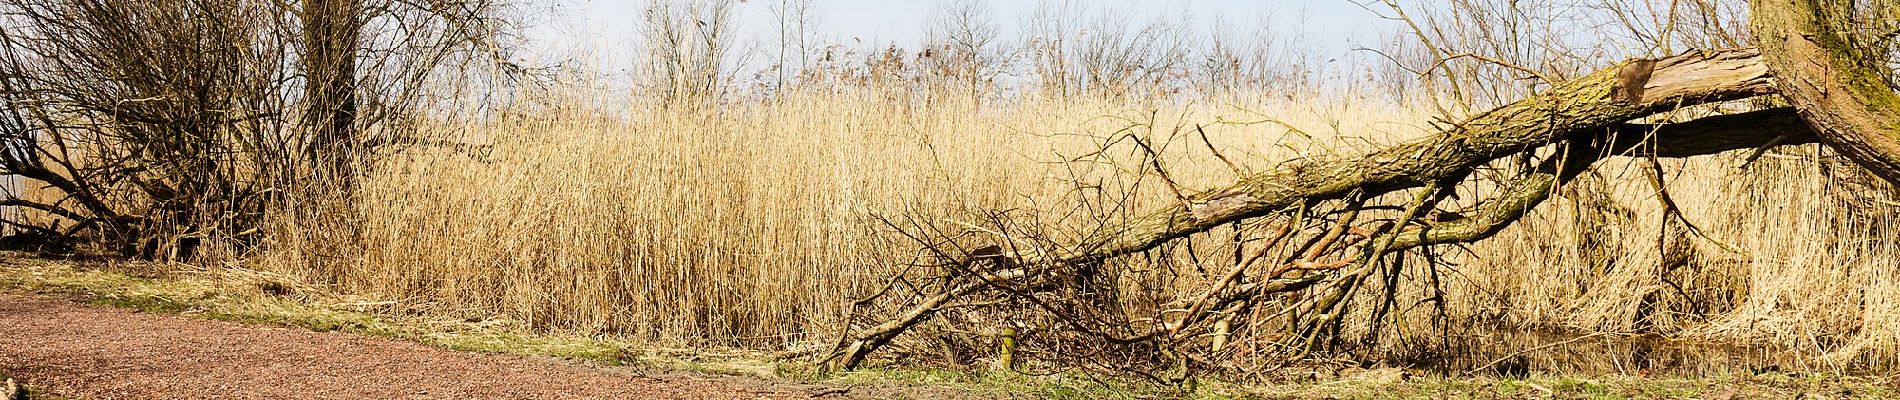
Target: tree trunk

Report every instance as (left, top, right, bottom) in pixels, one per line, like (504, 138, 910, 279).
(1055, 49, 1776, 265)
(302, 0, 364, 189)
(821, 50, 1804, 372)
(1751, 0, 1900, 182)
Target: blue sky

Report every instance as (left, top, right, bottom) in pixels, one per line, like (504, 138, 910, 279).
(788, 0, 1394, 51)
(530, 0, 1423, 70)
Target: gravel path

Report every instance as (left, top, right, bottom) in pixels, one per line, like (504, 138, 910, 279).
(0, 294, 844, 399)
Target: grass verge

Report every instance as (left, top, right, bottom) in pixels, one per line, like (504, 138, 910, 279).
(1, 253, 1896, 399)
(0, 254, 1149, 398)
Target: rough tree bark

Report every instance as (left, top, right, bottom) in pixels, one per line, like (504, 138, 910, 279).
(1059, 49, 1775, 265)
(1752, 0, 1900, 181)
(302, 0, 364, 189)
(1392, 107, 1818, 250)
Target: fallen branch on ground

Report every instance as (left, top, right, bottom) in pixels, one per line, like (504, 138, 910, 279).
(819, 48, 1817, 372)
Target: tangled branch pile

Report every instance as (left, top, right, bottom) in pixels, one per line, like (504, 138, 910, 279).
(821, 0, 1900, 380)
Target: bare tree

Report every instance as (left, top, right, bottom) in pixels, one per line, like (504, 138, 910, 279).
(0, 0, 516, 259)
(302, 0, 516, 191)
(302, 0, 365, 189)
(764, 0, 821, 95)
(640, 0, 737, 108)
(1022, 0, 1080, 99)
(1022, 1, 1193, 100)
(1199, 13, 1301, 98)
(921, 0, 1005, 100)
(0, 0, 290, 258)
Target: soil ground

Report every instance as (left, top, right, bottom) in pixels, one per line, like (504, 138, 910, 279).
(0, 293, 848, 399)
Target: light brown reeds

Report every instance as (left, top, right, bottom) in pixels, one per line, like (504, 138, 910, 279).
(240, 78, 1900, 371)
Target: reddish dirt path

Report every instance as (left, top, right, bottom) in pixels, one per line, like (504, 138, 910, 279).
(0, 294, 844, 399)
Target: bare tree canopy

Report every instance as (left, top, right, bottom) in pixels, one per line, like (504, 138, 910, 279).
(0, 0, 514, 259)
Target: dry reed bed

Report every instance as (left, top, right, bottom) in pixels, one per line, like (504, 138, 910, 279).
(247, 88, 1900, 367)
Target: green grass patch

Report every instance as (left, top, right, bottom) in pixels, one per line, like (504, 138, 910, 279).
(3, 253, 1897, 399)
(0, 255, 719, 370)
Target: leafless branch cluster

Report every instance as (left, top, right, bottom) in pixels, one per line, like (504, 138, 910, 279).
(814, 40, 1836, 379)
(0, 0, 515, 259)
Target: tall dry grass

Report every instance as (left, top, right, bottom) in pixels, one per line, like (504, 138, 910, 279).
(240, 76, 1900, 370)
(245, 88, 1435, 347)
(213, 2, 1900, 371)
(1467, 149, 1900, 364)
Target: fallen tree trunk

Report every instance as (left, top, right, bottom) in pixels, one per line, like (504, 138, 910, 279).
(1394, 107, 1817, 250)
(826, 0, 1900, 376)
(1057, 49, 1776, 265)
(820, 50, 1810, 371)
(1160, 107, 1820, 345)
